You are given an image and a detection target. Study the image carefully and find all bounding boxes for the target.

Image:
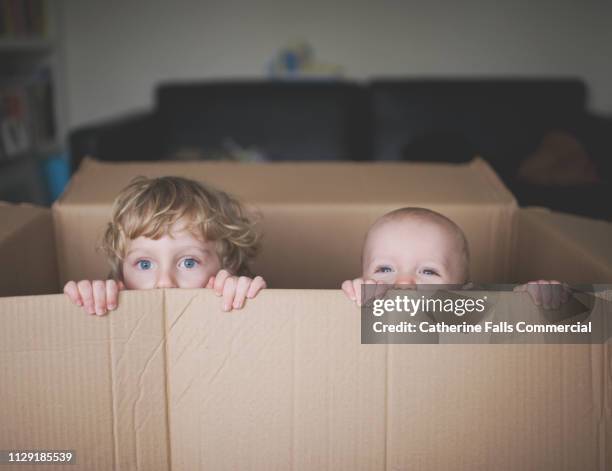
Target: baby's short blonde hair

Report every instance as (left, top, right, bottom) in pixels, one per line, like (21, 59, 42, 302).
(367, 207, 471, 282)
(101, 176, 259, 280)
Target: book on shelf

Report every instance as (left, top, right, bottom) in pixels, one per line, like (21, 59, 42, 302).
(0, 66, 55, 161)
(0, 0, 46, 38)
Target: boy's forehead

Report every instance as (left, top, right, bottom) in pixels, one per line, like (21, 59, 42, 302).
(126, 231, 211, 253)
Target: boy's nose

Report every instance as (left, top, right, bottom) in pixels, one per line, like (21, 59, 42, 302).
(156, 272, 177, 289)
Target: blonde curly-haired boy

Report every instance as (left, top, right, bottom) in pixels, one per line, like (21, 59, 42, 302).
(64, 176, 266, 315)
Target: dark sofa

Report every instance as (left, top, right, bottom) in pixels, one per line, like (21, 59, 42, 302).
(69, 79, 612, 220)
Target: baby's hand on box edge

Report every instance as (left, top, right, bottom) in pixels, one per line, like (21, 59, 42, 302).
(342, 278, 387, 306)
(63, 279, 125, 316)
(206, 269, 266, 312)
(514, 280, 570, 310)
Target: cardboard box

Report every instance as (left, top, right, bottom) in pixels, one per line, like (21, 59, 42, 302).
(0, 289, 610, 470)
(517, 207, 612, 282)
(1, 158, 611, 470)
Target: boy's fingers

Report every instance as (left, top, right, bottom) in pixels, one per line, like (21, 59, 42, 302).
(205, 276, 215, 289)
(221, 276, 237, 312)
(77, 280, 95, 315)
(247, 276, 266, 299)
(233, 276, 251, 309)
(92, 280, 107, 316)
(214, 270, 230, 296)
(63, 281, 83, 306)
(117, 280, 126, 291)
(106, 280, 119, 310)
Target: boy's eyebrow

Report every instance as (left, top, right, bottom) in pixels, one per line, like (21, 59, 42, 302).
(177, 246, 212, 255)
(126, 246, 212, 257)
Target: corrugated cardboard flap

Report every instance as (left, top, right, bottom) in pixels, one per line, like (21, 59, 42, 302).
(516, 207, 612, 283)
(58, 156, 516, 207)
(0, 202, 59, 296)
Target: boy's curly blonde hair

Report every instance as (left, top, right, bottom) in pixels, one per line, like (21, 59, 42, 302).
(100, 176, 260, 280)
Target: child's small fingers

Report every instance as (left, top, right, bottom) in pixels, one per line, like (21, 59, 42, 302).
(526, 282, 541, 306)
(77, 280, 95, 314)
(221, 276, 237, 312)
(92, 280, 107, 316)
(233, 276, 251, 309)
(352, 280, 363, 306)
(63, 281, 83, 306)
(362, 279, 377, 306)
(561, 283, 570, 303)
(375, 281, 390, 299)
(341, 280, 356, 301)
(106, 280, 119, 310)
(205, 276, 215, 289)
(214, 270, 230, 296)
(247, 276, 266, 299)
(550, 282, 564, 309)
(540, 281, 552, 310)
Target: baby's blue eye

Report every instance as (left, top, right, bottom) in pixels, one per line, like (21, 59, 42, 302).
(137, 260, 152, 270)
(375, 266, 393, 274)
(180, 258, 199, 269)
(422, 268, 439, 276)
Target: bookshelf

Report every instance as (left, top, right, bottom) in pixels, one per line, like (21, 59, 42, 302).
(0, 0, 65, 205)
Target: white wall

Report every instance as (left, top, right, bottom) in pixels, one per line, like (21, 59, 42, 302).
(58, 0, 612, 130)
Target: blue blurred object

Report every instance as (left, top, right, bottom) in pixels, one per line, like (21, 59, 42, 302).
(42, 152, 70, 202)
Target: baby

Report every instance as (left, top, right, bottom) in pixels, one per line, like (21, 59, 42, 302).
(64, 176, 266, 315)
(342, 207, 568, 308)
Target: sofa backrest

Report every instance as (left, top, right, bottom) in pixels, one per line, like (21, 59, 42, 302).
(369, 79, 587, 172)
(155, 80, 370, 161)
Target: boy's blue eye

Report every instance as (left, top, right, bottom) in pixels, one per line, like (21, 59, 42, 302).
(375, 266, 393, 273)
(180, 258, 199, 269)
(137, 260, 152, 270)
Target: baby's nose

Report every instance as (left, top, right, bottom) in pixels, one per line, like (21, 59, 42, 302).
(395, 274, 417, 286)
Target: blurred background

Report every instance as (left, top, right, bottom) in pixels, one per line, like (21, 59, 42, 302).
(1, 0, 611, 218)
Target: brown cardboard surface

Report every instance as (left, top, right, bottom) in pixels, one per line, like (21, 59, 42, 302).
(59, 157, 516, 206)
(0, 289, 609, 470)
(516, 208, 612, 283)
(0, 202, 59, 296)
(0, 290, 169, 470)
(53, 157, 517, 288)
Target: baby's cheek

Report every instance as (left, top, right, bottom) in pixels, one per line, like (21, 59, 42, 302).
(370, 272, 395, 283)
